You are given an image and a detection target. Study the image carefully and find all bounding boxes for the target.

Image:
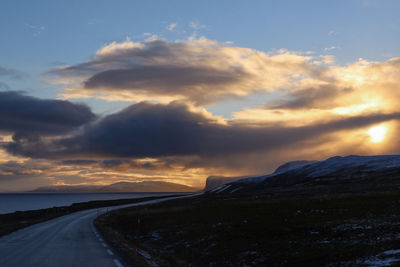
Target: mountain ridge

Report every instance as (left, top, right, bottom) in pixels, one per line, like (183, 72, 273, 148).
(213, 154, 400, 194)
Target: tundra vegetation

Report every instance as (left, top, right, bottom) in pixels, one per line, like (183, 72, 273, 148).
(96, 191, 400, 266)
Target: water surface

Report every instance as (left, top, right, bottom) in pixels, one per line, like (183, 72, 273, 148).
(0, 192, 178, 214)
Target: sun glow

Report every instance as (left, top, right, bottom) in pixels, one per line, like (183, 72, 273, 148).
(368, 125, 387, 143)
(331, 103, 379, 115)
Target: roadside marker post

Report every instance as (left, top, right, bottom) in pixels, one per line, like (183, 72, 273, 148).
(136, 205, 141, 255)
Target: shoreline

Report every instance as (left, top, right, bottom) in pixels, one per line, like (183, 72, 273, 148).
(0, 191, 193, 215)
(0, 193, 188, 237)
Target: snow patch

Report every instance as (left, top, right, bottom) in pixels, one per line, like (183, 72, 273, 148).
(382, 249, 400, 256)
(363, 257, 400, 266)
(235, 155, 400, 186)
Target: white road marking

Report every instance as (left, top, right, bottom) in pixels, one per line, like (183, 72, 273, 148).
(91, 221, 116, 261)
(113, 259, 124, 267)
(91, 193, 202, 267)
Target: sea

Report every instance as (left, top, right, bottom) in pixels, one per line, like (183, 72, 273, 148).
(0, 192, 178, 214)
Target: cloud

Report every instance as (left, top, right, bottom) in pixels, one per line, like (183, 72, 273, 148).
(0, 159, 51, 178)
(61, 159, 98, 166)
(189, 22, 206, 30)
(328, 30, 338, 36)
(25, 23, 45, 36)
(0, 66, 26, 80)
(47, 38, 327, 105)
(230, 56, 400, 127)
(266, 85, 353, 110)
(166, 23, 177, 31)
(3, 38, 400, 190)
(99, 159, 171, 171)
(0, 156, 204, 191)
(59, 158, 170, 170)
(320, 55, 335, 64)
(324, 46, 336, 51)
(46, 38, 400, 116)
(0, 82, 10, 90)
(83, 65, 250, 104)
(4, 101, 400, 160)
(0, 91, 96, 135)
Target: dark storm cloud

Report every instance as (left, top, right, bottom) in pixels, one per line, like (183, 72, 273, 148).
(4, 101, 400, 159)
(53, 102, 224, 158)
(49, 39, 323, 105)
(101, 159, 124, 167)
(0, 160, 50, 178)
(60, 158, 167, 171)
(61, 160, 98, 166)
(84, 65, 248, 104)
(100, 159, 171, 170)
(0, 66, 26, 80)
(0, 91, 96, 135)
(267, 85, 353, 110)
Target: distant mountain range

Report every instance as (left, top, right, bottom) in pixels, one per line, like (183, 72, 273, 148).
(31, 155, 400, 194)
(30, 181, 198, 193)
(207, 155, 400, 194)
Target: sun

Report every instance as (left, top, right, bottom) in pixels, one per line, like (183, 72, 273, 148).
(368, 125, 387, 143)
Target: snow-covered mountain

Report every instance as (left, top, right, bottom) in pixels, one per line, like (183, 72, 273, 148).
(273, 160, 316, 174)
(204, 161, 316, 192)
(214, 155, 400, 194)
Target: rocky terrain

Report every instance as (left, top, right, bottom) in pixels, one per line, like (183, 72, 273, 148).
(203, 176, 246, 191)
(96, 154, 400, 266)
(215, 155, 400, 195)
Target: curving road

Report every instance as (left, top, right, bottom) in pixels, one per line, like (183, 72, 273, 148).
(0, 194, 201, 267)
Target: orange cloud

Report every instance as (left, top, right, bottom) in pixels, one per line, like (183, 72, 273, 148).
(47, 38, 325, 105)
(2, 39, 400, 191)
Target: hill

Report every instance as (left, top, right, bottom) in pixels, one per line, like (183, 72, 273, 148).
(216, 155, 400, 194)
(30, 181, 198, 193)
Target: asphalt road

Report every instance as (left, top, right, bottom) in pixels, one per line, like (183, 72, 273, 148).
(0, 194, 201, 267)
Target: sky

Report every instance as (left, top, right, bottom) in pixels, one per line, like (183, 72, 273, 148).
(0, 0, 400, 191)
